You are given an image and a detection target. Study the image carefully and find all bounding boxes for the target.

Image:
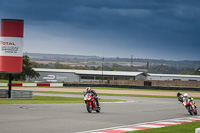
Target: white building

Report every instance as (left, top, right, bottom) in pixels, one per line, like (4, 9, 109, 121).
(31, 68, 147, 82)
(147, 73, 200, 81)
(29, 68, 200, 82)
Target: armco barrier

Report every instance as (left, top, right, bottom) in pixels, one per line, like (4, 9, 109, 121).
(0, 89, 8, 98)
(11, 90, 33, 99)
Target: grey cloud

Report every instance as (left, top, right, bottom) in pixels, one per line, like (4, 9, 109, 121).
(1, 0, 200, 60)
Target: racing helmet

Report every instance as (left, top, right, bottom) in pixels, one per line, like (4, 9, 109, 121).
(184, 93, 188, 98)
(86, 87, 91, 92)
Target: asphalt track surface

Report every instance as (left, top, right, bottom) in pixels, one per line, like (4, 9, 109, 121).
(0, 93, 199, 133)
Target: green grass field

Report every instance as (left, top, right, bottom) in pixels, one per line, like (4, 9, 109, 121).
(0, 95, 124, 104)
(126, 121, 200, 133)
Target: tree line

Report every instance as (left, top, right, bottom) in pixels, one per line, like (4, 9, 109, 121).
(33, 60, 199, 75)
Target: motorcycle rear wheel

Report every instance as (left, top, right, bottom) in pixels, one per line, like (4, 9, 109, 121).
(96, 106, 101, 113)
(194, 107, 197, 115)
(87, 103, 92, 113)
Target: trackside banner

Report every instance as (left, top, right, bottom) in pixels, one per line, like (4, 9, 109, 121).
(0, 19, 24, 73)
(0, 37, 23, 57)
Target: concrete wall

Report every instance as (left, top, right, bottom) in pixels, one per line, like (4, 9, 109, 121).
(147, 76, 200, 81)
(151, 80, 200, 88)
(109, 80, 200, 88)
(71, 80, 200, 88)
(110, 80, 145, 86)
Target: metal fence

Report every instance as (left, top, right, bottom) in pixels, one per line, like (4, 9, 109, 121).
(11, 90, 33, 99)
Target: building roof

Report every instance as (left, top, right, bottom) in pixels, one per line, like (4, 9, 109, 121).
(33, 68, 144, 77)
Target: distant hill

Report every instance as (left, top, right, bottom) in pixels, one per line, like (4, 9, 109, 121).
(25, 53, 200, 69)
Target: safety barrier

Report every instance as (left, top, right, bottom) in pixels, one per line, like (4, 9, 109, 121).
(0, 89, 8, 98)
(11, 90, 33, 99)
(0, 83, 8, 87)
(0, 83, 63, 87)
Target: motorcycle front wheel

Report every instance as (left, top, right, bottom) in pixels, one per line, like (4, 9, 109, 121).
(87, 103, 92, 113)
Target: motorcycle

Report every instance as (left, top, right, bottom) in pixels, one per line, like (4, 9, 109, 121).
(183, 98, 197, 115)
(177, 92, 184, 103)
(83, 91, 101, 113)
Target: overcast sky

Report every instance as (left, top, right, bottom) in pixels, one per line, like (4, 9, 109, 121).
(0, 0, 200, 60)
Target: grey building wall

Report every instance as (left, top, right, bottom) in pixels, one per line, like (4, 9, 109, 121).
(29, 72, 80, 82)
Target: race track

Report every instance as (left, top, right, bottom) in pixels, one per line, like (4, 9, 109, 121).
(0, 93, 199, 133)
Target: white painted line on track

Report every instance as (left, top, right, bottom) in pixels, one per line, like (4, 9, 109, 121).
(113, 128, 140, 131)
(101, 101, 136, 104)
(154, 122, 181, 125)
(137, 125, 165, 128)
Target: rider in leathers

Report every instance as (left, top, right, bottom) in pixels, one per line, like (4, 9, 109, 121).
(184, 93, 197, 108)
(85, 87, 100, 107)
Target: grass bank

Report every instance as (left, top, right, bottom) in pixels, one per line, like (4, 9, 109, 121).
(126, 121, 200, 133)
(0, 95, 124, 104)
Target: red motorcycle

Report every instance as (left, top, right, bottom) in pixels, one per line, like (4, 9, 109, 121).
(83, 92, 101, 113)
(183, 98, 197, 115)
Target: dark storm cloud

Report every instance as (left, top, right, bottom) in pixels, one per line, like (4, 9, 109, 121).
(2, 0, 199, 24)
(1, 1, 199, 29)
(1, 0, 200, 60)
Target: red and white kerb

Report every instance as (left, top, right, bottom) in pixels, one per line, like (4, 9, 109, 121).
(0, 19, 24, 73)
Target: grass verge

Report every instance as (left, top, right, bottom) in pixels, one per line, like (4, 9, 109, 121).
(1, 83, 200, 93)
(126, 121, 200, 133)
(0, 80, 31, 83)
(0, 95, 124, 104)
(49, 87, 200, 93)
(34, 91, 200, 100)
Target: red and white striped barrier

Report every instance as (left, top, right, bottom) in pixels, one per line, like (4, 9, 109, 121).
(78, 116, 200, 133)
(0, 83, 63, 87)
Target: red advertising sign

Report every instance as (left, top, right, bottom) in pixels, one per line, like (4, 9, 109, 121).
(0, 19, 24, 73)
